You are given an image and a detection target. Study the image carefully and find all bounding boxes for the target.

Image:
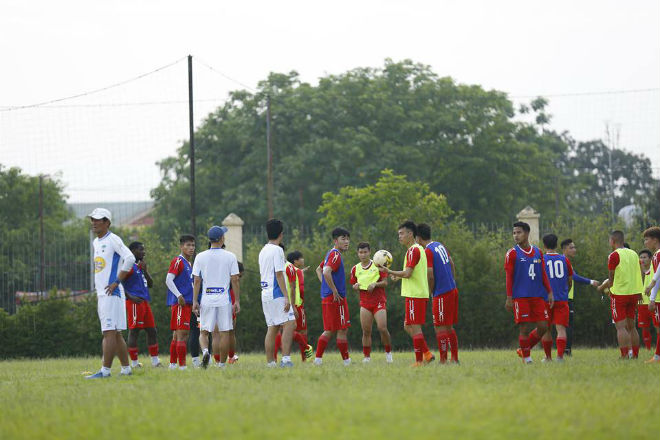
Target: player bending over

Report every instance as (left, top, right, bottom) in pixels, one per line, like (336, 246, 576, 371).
(350, 242, 393, 363)
(504, 222, 553, 364)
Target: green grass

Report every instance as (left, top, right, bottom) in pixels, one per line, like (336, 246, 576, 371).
(1, 348, 658, 439)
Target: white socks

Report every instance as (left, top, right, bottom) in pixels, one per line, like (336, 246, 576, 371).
(101, 366, 111, 376)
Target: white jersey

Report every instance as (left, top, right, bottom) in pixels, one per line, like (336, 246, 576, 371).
(93, 231, 135, 297)
(192, 248, 239, 307)
(258, 243, 287, 301)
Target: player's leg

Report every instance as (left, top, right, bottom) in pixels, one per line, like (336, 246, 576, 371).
(212, 328, 222, 364)
(336, 328, 351, 364)
(566, 299, 574, 356)
(638, 305, 652, 350)
(280, 319, 296, 358)
(115, 331, 130, 368)
(432, 295, 450, 363)
(265, 325, 279, 364)
(176, 329, 190, 369)
(405, 298, 433, 365)
(227, 328, 237, 363)
(145, 327, 160, 366)
(447, 290, 459, 363)
(360, 307, 374, 361)
(434, 325, 451, 363)
(216, 330, 230, 364)
(517, 322, 534, 363)
(127, 328, 141, 367)
(102, 330, 118, 369)
(315, 330, 335, 364)
(188, 312, 201, 367)
(627, 317, 640, 359)
(315, 299, 338, 364)
(374, 308, 392, 361)
(555, 325, 567, 359)
(540, 330, 553, 361)
(405, 323, 426, 364)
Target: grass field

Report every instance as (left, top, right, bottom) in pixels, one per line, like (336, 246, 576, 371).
(1, 348, 658, 439)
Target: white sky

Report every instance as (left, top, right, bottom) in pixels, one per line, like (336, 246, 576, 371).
(1, 0, 658, 203)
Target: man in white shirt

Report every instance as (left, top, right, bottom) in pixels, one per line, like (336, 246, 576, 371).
(86, 208, 135, 379)
(258, 219, 296, 367)
(192, 226, 240, 368)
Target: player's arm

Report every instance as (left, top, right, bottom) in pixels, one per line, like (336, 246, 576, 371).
(286, 266, 299, 318)
(600, 253, 618, 292)
(573, 271, 598, 287)
(540, 253, 554, 308)
(646, 266, 660, 295)
(368, 271, 388, 292)
(141, 261, 154, 287)
(386, 267, 413, 278)
(350, 266, 360, 291)
(566, 259, 573, 292)
(105, 238, 136, 295)
(323, 265, 341, 302)
(504, 249, 516, 312)
(425, 248, 434, 296)
(385, 247, 418, 279)
(231, 274, 241, 314)
(192, 275, 202, 315)
(166, 258, 186, 306)
(316, 263, 323, 282)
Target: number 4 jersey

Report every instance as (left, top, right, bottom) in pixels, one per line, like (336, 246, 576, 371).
(504, 245, 552, 299)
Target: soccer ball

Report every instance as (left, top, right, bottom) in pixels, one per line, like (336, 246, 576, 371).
(373, 249, 393, 268)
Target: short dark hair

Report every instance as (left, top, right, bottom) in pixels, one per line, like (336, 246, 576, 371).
(623, 242, 630, 249)
(643, 226, 660, 242)
(542, 234, 558, 250)
(560, 238, 573, 249)
(357, 242, 370, 251)
(287, 251, 303, 264)
(266, 219, 284, 240)
(639, 249, 652, 258)
(513, 222, 530, 233)
(279, 243, 286, 252)
(417, 223, 431, 240)
(128, 241, 143, 251)
(610, 230, 624, 244)
(237, 261, 244, 273)
(179, 234, 195, 244)
(398, 220, 417, 237)
(332, 227, 350, 239)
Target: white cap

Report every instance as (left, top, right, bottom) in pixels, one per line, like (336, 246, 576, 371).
(88, 207, 112, 221)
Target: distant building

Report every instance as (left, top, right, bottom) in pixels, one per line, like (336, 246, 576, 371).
(68, 201, 154, 227)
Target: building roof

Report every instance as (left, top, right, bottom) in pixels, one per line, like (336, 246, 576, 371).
(68, 201, 154, 227)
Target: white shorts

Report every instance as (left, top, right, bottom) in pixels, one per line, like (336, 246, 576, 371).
(262, 296, 296, 327)
(97, 295, 127, 332)
(199, 303, 233, 332)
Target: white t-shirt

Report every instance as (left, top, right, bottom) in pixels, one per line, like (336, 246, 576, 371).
(258, 243, 287, 301)
(192, 248, 239, 307)
(93, 231, 135, 297)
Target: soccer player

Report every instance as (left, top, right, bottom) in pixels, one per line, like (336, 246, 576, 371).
(85, 208, 135, 379)
(537, 234, 573, 361)
(123, 241, 161, 368)
(287, 251, 314, 362)
(642, 226, 660, 363)
(314, 227, 352, 366)
(192, 226, 240, 369)
(226, 261, 244, 364)
(598, 230, 643, 359)
(165, 234, 196, 370)
(638, 249, 654, 350)
(560, 238, 600, 356)
(259, 219, 296, 367)
(349, 242, 393, 363)
(504, 222, 553, 364)
(416, 223, 459, 364)
(381, 221, 435, 367)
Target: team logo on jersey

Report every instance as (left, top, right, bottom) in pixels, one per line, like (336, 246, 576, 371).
(205, 287, 225, 295)
(94, 256, 106, 273)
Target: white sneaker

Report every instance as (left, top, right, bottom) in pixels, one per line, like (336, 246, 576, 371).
(343, 358, 352, 366)
(313, 358, 323, 366)
(541, 357, 552, 363)
(179, 366, 187, 371)
(232, 355, 239, 361)
(523, 357, 533, 364)
(362, 357, 371, 364)
(385, 352, 393, 363)
(169, 363, 178, 370)
(266, 361, 277, 368)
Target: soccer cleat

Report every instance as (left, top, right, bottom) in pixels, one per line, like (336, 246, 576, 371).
(85, 371, 110, 379)
(385, 352, 393, 363)
(362, 357, 371, 364)
(227, 357, 236, 364)
(556, 357, 565, 363)
(153, 362, 163, 368)
(449, 359, 460, 365)
(541, 357, 552, 363)
(279, 360, 294, 368)
(131, 362, 143, 368)
(120, 370, 132, 376)
(523, 358, 533, 364)
(169, 363, 178, 370)
(304, 345, 314, 359)
(201, 352, 210, 369)
(410, 361, 424, 368)
(644, 356, 660, 364)
(423, 351, 435, 364)
(516, 348, 523, 358)
(343, 358, 352, 366)
(313, 358, 323, 366)
(266, 361, 278, 368)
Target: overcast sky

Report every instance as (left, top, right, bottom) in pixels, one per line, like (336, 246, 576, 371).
(1, 0, 658, 203)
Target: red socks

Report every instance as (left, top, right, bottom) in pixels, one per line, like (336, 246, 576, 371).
(169, 339, 177, 364)
(316, 334, 329, 358)
(519, 335, 531, 358)
(363, 346, 371, 358)
(542, 339, 553, 359)
(148, 344, 159, 357)
(527, 329, 541, 349)
(293, 332, 308, 360)
(128, 347, 138, 361)
(413, 334, 425, 362)
(632, 344, 639, 358)
(620, 346, 630, 358)
(384, 345, 392, 354)
(436, 331, 449, 362)
(448, 329, 459, 362)
(228, 350, 235, 359)
(556, 337, 566, 359)
(337, 339, 350, 360)
(214, 354, 221, 363)
(642, 329, 652, 349)
(176, 340, 187, 366)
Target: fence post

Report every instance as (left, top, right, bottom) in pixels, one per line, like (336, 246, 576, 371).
(517, 206, 540, 245)
(222, 213, 244, 262)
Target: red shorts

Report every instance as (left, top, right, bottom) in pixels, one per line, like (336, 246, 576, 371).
(432, 289, 459, 326)
(651, 304, 660, 327)
(295, 305, 307, 331)
(513, 297, 548, 324)
(549, 301, 569, 327)
(322, 297, 350, 331)
(610, 294, 640, 323)
(126, 299, 155, 329)
(170, 304, 192, 330)
(638, 304, 651, 328)
(404, 297, 428, 325)
(360, 299, 387, 315)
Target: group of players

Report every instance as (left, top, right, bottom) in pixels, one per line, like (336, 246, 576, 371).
(84, 206, 660, 378)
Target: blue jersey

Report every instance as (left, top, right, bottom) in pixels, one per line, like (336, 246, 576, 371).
(544, 253, 570, 302)
(167, 255, 194, 305)
(122, 263, 150, 301)
(320, 249, 346, 298)
(426, 241, 457, 296)
(510, 245, 547, 299)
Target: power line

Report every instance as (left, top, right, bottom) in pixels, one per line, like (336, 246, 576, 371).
(9, 97, 229, 109)
(194, 57, 257, 93)
(0, 57, 187, 112)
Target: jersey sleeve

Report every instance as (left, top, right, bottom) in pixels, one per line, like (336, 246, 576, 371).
(379, 270, 388, 280)
(111, 234, 136, 272)
(653, 253, 660, 272)
(274, 248, 286, 273)
(425, 248, 434, 267)
(405, 247, 421, 269)
(504, 248, 517, 297)
(168, 257, 184, 276)
(539, 252, 552, 295)
(191, 255, 202, 277)
(566, 258, 574, 277)
(286, 264, 297, 283)
(349, 266, 357, 285)
(230, 255, 239, 276)
(326, 250, 342, 272)
(608, 252, 620, 270)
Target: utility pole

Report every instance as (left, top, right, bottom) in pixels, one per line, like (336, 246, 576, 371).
(188, 55, 196, 236)
(266, 95, 273, 219)
(38, 175, 45, 297)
